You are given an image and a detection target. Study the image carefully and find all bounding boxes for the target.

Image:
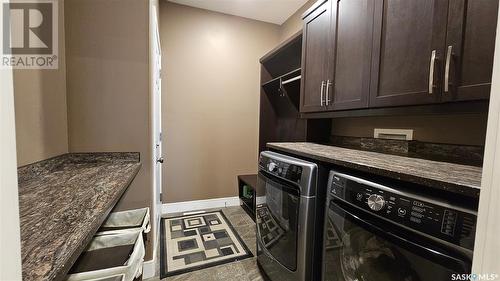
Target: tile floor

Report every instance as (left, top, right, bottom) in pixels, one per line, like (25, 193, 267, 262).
(147, 206, 265, 281)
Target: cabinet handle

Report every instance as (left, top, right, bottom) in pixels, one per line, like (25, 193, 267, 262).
(325, 80, 332, 106)
(320, 80, 326, 106)
(444, 45, 452, 93)
(429, 50, 437, 94)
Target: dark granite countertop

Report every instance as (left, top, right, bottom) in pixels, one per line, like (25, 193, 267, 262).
(18, 153, 142, 281)
(267, 142, 482, 197)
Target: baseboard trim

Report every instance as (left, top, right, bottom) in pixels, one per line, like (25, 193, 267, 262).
(162, 196, 240, 214)
(143, 259, 155, 279)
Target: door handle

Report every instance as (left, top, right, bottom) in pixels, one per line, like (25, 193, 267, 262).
(157, 157, 164, 164)
(444, 45, 453, 93)
(320, 80, 326, 106)
(325, 80, 332, 106)
(429, 50, 437, 94)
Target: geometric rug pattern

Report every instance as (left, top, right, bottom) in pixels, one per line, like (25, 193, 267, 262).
(324, 217, 343, 250)
(160, 210, 253, 278)
(256, 206, 284, 248)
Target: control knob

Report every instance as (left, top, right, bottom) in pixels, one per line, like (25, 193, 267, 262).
(367, 194, 386, 211)
(268, 162, 278, 172)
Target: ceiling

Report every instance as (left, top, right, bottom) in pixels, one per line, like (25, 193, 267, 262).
(167, 0, 308, 25)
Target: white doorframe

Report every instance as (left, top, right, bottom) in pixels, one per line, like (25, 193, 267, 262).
(471, 5, 500, 275)
(0, 69, 22, 280)
(146, 0, 161, 278)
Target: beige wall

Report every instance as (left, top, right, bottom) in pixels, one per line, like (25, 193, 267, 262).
(65, 0, 153, 256)
(65, 0, 151, 210)
(279, 0, 316, 42)
(331, 114, 488, 146)
(160, 2, 280, 203)
(14, 0, 68, 166)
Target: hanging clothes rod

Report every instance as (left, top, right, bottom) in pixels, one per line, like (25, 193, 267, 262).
(282, 75, 301, 85)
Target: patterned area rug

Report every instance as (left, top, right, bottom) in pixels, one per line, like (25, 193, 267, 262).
(160, 210, 253, 278)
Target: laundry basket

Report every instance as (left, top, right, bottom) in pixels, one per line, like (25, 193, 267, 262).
(97, 208, 150, 236)
(66, 230, 145, 281)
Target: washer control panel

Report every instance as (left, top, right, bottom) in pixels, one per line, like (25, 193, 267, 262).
(328, 171, 477, 251)
(259, 156, 302, 183)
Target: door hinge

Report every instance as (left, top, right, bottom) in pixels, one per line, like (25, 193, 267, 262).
(160, 193, 163, 202)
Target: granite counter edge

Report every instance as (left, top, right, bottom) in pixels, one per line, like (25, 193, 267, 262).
(267, 144, 480, 198)
(50, 163, 142, 281)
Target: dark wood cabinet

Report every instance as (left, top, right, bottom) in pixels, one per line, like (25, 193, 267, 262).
(370, 0, 498, 107)
(300, 0, 498, 115)
(300, 0, 382, 112)
(369, 0, 448, 107)
(443, 0, 499, 102)
(330, 0, 374, 110)
(300, 0, 333, 113)
(259, 31, 333, 153)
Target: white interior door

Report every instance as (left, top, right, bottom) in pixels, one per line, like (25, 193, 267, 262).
(150, 8, 163, 273)
(152, 9, 163, 210)
(0, 69, 22, 280)
(145, 3, 162, 276)
(150, 11, 163, 272)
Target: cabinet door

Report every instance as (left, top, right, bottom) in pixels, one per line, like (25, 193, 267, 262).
(329, 0, 374, 111)
(300, 0, 333, 113)
(443, 0, 499, 102)
(369, 0, 449, 107)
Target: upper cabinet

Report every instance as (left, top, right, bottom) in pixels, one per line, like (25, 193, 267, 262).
(369, 0, 448, 107)
(300, 0, 498, 113)
(300, 0, 374, 112)
(331, 0, 374, 110)
(300, 0, 333, 113)
(443, 0, 499, 102)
